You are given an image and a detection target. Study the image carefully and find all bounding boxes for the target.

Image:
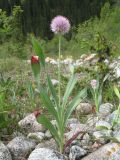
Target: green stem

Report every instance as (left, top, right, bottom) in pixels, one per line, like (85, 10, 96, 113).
(58, 36, 61, 107)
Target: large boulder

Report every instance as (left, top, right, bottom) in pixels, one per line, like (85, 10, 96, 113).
(7, 136, 36, 160)
(0, 142, 12, 160)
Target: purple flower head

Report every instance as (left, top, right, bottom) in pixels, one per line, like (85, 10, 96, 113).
(90, 79, 97, 89)
(51, 15, 70, 35)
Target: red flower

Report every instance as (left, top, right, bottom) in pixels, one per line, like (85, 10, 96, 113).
(31, 56, 39, 63)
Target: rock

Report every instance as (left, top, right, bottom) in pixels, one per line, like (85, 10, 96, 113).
(28, 148, 66, 160)
(113, 130, 120, 143)
(105, 110, 117, 124)
(93, 130, 112, 144)
(109, 59, 120, 79)
(96, 120, 112, 130)
(84, 54, 96, 62)
(76, 103, 93, 115)
(51, 79, 59, 86)
(68, 123, 89, 132)
(86, 115, 98, 130)
(45, 130, 52, 139)
(28, 132, 45, 142)
(18, 113, 45, 133)
(0, 142, 12, 160)
(7, 136, 36, 160)
(36, 138, 58, 150)
(81, 143, 120, 160)
(65, 123, 89, 141)
(66, 118, 80, 127)
(69, 145, 87, 160)
(99, 103, 114, 118)
(81, 133, 90, 146)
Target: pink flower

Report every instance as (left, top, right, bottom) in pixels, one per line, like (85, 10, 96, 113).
(90, 79, 97, 89)
(50, 15, 70, 35)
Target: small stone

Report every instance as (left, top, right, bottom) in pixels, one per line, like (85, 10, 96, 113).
(68, 123, 88, 132)
(7, 136, 36, 160)
(28, 148, 66, 160)
(69, 145, 87, 160)
(76, 103, 93, 115)
(67, 118, 80, 127)
(86, 115, 98, 130)
(36, 138, 57, 150)
(45, 130, 52, 139)
(28, 132, 45, 142)
(18, 113, 45, 133)
(51, 79, 59, 86)
(96, 120, 112, 130)
(113, 131, 120, 143)
(93, 130, 112, 144)
(65, 124, 88, 141)
(0, 142, 12, 160)
(105, 110, 117, 124)
(99, 103, 114, 118)
(81, 133, 90, 146)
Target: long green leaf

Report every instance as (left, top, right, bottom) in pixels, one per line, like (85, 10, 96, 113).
(62, 75, 77, 108)
(40, 86, 58, 121)
(32, 37, 45, 67)
(37, 115, 59, 143)
(64, 88, 87, 124)
(114, 86, 120, 99)
(47, 75, 59, 107)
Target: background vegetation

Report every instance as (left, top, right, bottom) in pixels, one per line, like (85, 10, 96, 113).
(0, 0, 120, 137)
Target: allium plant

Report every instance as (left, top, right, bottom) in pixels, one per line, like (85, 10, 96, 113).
(90, 79, 102, 113)
(31, 16, 86, 154)
(90, 75, 108, 113)
(112, 86, 120, 127)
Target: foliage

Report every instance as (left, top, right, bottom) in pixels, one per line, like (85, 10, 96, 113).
(90, 75, 109, 113)
(31, 37, 87, 153)
(74, 2, 120, 57)
(112, 86, 120, 126)
(0, 74, 18, 136)
(0, 0, 108, 38)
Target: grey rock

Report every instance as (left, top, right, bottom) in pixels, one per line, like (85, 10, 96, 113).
(18, 113, 45, 133)
(0, 142, 12, 160)
(28, 148, 66, 160)
(81, 143, 120, 160)
(69, 145, 87, 160)
(86, 115, 98, 130)
(28, 132, 45, 142)
(99, 103, 114, 118)
(93, 130, 112, 144)
(81, 133, 90, 146)
(65, 124, 88, 141)
(36, 138, 57, 150)
(51, 79, 59, 86)
(113, 130, 120, 143)
(96, 121, 112, 130)
(76, 103, 93, 115)
(7, 136, 36, 160)
(105, 110, 117, 124)
(66, 118, 80, 127)
(45, 130, 52, 139)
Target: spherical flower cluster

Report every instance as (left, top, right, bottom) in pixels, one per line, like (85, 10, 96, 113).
(50, 15, 70, 35)
(90, 79, 97, 89)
